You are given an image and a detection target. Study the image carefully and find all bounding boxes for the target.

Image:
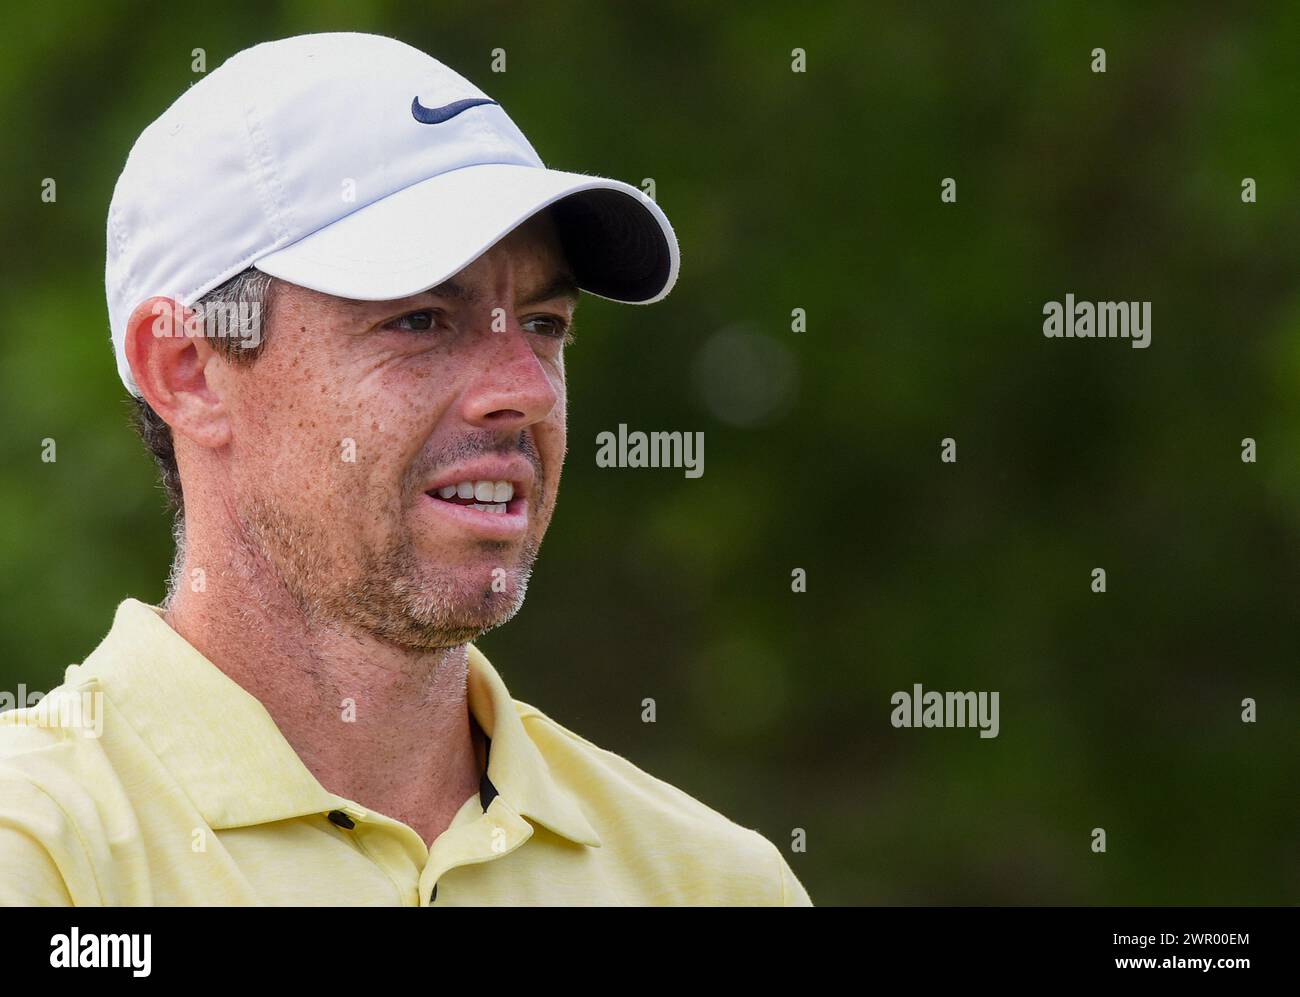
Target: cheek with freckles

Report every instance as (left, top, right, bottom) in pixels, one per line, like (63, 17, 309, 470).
(229, 351, 389, 537)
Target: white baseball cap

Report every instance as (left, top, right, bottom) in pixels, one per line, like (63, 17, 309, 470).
(105, 32, 680, 396)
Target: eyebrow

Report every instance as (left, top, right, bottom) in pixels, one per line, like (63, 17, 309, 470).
(422, 279, 478, 305)
(519, 273, 580, 308)
(425, 273, 581, 308)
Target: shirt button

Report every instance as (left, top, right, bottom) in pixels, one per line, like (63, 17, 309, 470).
(327, 810, 356, 829)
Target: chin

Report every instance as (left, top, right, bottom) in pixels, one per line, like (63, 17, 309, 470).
(380, 563, 530, 644)
(400, 595, 524, 649)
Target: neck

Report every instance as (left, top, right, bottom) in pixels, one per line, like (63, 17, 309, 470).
(162, 517, 483, 849)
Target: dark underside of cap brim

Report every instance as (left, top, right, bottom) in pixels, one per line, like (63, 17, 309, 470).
(548, 188, 670, 302)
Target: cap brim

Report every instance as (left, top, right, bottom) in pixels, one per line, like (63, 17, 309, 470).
(252, 163, 678, 304)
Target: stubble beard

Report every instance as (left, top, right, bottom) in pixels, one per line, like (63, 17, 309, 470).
(239, 496, 543, 651)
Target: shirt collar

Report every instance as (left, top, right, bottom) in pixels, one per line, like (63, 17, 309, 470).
(465, 642, 600, 847)
(69, 599, 600, 848)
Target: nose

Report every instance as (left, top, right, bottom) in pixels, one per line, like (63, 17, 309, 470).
(459, 323, 560, 431)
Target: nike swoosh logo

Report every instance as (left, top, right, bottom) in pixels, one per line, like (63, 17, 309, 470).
(411, 96, 498, 124)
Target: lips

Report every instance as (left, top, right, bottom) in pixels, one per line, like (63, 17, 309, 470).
(420, 489, 529, 539)
(420, 460, 534, 539)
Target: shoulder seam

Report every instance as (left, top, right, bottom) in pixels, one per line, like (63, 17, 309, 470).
(7, 773, 105, 906)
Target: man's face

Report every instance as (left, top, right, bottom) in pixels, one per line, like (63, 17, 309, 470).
(220, 211, 576, 649)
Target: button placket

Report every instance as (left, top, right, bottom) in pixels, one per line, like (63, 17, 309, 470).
(420, 801, 533, 904)
(326, 806, 432, 906)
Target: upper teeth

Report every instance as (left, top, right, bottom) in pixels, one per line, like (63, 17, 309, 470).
(437, 480, 514, 503)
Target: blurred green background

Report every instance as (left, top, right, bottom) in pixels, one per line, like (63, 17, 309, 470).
(1, 1, 1296, 905)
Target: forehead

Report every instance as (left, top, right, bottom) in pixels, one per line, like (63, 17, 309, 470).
(272, 209, 574, 318)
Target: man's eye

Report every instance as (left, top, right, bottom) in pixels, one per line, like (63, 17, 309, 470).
(387, 310, 441, 332)
(523, 315, 572, 341)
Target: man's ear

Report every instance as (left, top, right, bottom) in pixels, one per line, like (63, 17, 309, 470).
(124, 296, 232, 450)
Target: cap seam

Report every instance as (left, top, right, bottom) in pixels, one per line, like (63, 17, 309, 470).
(242, 89, 294, 251)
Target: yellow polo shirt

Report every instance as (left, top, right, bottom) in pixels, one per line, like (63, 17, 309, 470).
(0, 599, 811, 906)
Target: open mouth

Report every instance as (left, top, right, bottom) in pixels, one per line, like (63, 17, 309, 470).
(419, 463, 533, 540)
(426, 479, 517, 515)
